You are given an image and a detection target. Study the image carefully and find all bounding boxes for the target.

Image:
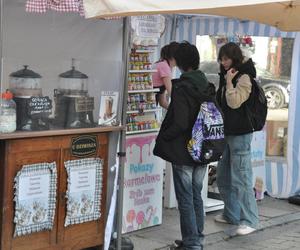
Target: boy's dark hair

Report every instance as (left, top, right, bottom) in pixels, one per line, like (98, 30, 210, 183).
(174, 41, 200, 72)
(218, 42, 243, 71)
(160, 41, 179, 64)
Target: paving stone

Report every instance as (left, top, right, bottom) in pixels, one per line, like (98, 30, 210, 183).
(129, 236, 166, 250)
(258, 206, 291, 218)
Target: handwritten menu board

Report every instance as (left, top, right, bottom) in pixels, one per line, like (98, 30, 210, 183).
(28, 96, 52, 117)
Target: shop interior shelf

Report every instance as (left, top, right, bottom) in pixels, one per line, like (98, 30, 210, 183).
(127, 109, 160, 114)
(129, 69, 157, 73)
(204, 198, 224, 213)
(126, 128, 160, 135)
(134, 49, 155, 53)
(128, 88, 160, 94)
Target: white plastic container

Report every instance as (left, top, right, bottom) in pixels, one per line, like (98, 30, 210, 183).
(0, 91, 16, 133)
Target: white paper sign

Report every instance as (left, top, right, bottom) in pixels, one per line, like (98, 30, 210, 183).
(131, 15, 165, 46)
(98, 91, 119, 126)
(132, 15, 165, 38)
(64, 158, 103, 227)
(19, 173, 50, 201)
(14, 162, 57, 237)
(69, 167, 96, 194)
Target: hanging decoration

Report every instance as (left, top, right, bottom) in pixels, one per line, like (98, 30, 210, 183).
(13, 162, 57, 237)
(64, 158, 103, 227)
(216, 34, 255, 57)
(26, 0, 85, 16)
(238, 35, 255, 56)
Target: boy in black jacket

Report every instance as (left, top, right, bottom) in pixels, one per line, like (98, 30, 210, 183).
(154, 42, 210, 250)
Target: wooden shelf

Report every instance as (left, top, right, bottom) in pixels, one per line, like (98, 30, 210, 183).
(0, 126, 125, 140)
(127, 109, 160, 114)
(134, 49, 155, 53)
(128, 88, 160, 94)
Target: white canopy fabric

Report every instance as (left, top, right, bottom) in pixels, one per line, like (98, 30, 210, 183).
(83, 0, 300, 31)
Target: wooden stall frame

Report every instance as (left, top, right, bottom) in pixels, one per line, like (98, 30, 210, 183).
(0, 126, 124, 250)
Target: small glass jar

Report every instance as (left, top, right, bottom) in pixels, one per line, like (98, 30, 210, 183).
(0, 91, 16, 133)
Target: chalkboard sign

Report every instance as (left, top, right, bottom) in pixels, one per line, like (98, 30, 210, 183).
(27, 96, 52, 118)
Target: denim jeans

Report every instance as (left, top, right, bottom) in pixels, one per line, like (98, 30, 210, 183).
(217, 133, 259, 228)
(172, 164, 207, 250)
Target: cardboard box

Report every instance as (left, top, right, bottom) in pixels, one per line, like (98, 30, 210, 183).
(266, 121, 288, 156)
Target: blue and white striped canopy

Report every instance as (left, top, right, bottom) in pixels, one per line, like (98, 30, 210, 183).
(159, 15, 300, 198)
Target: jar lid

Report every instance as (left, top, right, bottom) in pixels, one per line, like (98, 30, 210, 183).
(1, 91, 13, 100)
(59, 66, 88, 79)
(10, 65, 42, 78)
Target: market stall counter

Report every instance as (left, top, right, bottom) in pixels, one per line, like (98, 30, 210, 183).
(0, 126, 124, 250)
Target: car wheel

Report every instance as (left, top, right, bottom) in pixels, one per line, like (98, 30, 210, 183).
(264, 87, 285, 109)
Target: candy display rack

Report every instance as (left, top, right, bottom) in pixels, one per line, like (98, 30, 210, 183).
(126, 47, 161, 135)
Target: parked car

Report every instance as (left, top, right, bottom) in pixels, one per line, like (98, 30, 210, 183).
(200, 61, 290, 109)
(256, 66, 290, 109)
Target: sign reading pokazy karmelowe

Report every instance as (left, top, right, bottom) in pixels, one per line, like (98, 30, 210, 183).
(14, 162, 57, 237)
(64, 158, 103, 227)
(123, 133, 164, 233)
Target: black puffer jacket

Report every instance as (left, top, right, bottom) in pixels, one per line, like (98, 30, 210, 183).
(216, 58, 256, 135)
(153, 70, 212, 166)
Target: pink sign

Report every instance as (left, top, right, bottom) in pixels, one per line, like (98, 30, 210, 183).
(122, 133, 164, 233)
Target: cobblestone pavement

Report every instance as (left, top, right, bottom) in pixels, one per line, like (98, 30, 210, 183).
(129, 198, 300, 250)
(205, 220, 300, 250)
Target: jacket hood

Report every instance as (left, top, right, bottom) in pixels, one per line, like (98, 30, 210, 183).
(237, 58, 256, 78)
(176, 70, 212, 99)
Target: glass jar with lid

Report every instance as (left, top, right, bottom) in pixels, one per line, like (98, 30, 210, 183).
(9, 66, 51, 131)
(54, 60, 94, 128)
(0, 91, 16, 133)
(9, 65, 42, 97)
(58, 59, 88, 96)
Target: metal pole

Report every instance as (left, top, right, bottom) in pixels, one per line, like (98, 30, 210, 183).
(0, 0, 3, 93)
(116, 16, 130, 250)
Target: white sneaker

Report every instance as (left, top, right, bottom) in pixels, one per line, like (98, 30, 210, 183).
(214, 214, 230, 224)
(236, 225, 256, 235)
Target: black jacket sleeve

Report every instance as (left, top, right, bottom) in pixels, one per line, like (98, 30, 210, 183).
(162, 88, 190, 141)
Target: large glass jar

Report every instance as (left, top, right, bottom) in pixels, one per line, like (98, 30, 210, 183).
(9, 66, 51, 131)
(0, 91, 16, 133)
(54, 61, 94, 128)
(58, 63, 88, 95)
(9, 65, 42, 97)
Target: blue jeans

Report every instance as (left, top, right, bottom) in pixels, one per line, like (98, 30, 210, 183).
(172, 164, 207, 250)
(217, 133, 259, 228)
